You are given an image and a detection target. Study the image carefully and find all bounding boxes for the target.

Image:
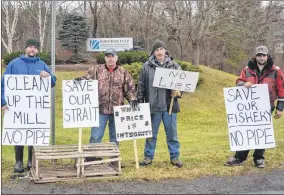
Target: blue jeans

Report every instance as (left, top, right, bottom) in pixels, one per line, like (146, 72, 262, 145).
(89, 113, 118, 146)
(144, 111, 180, 161)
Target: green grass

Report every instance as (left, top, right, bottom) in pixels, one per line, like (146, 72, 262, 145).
(2, 65, 284, 182)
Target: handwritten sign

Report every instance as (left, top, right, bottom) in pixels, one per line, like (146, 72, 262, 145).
(153, 67, 199, 92)
(2, 75, 51, 145)
(62, 80, 99, 128)
(114, 103, 152, 141)
(223, 84, 275, 151)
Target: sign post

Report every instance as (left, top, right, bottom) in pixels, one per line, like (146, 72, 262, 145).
(62, 80, 99, 176)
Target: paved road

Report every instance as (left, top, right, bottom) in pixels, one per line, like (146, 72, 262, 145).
(2, 169, 284, 194)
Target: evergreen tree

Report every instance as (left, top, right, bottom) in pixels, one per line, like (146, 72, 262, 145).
(57, 13, 89, 63)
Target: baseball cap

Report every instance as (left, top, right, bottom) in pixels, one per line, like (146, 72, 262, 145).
(255, 46, 268, 55)
(104, 48, 117, 56)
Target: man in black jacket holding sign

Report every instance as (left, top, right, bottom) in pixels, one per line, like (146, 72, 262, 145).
(137, 39, 183, 168)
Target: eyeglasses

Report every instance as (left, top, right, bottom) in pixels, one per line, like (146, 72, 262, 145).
(256, 54, 267, 57)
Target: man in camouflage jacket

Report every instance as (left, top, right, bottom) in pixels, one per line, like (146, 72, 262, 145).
(75, 48, 139, 149)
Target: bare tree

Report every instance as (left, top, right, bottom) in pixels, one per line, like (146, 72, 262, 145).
(21, 1, 51, 51)
(1, 1, 20, 53)
(89, 1, 99, 37)
(188, 1, 215, 66)
(2, 0, 283, 73)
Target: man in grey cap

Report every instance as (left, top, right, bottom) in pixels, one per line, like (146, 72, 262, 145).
(224, 45, 284, 168)
(75, 48, 139, 166)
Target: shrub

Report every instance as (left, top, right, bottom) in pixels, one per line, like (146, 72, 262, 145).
(176, 60, 203, 85)
(96, 52, 105, 64)
(96, 50, 148, 64)
(39, 52, 51, 65)
(3, 51, 52, 65)
(122, 62, 143, 85)
(2, 51, 24, 65)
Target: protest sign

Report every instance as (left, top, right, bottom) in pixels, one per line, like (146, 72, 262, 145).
(62, 80, 99, 128)
(62, 79, 99, 170)
(114, 103, 152, 141)
(152, 67, 199, 92)
(223, 84, 275, 151)
(114, 103, 152, 169)
(2, 75, 51, 145)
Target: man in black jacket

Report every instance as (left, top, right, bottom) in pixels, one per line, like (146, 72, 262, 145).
(137, 39, 183, 168)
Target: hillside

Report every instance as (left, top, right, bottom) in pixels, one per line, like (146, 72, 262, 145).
(1, 65, 284, 182)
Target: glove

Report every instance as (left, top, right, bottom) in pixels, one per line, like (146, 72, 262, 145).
(130, 100, 139, 110)
(74, 77, 82, 82)
(171, 90, 181, 98)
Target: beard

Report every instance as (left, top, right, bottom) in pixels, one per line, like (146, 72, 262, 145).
(27, 52, 37, 57)
(155, 54, 165, 62)
(257, 60, 267, 66)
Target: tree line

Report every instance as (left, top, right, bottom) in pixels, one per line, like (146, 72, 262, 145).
(1, 1, 284, 74)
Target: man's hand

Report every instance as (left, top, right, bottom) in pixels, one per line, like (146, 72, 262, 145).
(74, 77, 82, 83)
(130, 100, 139, 110)
(171, 90, 181, 98)
(40, 71, 50, 77)
(243, 82, 252, 88)
(1, 105, 9, 114)
(274, 110, 283, 119)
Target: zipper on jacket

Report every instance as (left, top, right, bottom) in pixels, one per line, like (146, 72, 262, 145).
(248, 69, 274, 84)
(108, 71, 112, 113)
(258, 69, 274, 83)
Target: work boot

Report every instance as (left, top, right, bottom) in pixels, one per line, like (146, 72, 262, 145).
(139, 157, 152, 166)
(14, 146, 24, 173)
(254, 159, 265, 168)
(171, 159, 183, 168)
(224, 156, 244, 166)
(27, 146, 33, 170)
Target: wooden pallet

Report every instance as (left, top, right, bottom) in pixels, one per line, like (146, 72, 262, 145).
(30, 143, 121, 183)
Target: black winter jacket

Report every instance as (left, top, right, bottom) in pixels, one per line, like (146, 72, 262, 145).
(137, 54, 181, 114)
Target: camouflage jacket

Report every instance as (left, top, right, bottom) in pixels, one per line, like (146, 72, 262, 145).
(81, 64, 137, 114)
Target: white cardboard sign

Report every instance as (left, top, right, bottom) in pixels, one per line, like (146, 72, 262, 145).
(62, 80, 99, 128)
(223, 84, 275, 151)
(114, 103, 152, 141)
(2, 75, 51, 145)
(153, 67, 199, 92)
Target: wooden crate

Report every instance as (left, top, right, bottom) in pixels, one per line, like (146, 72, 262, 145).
(30, 143, 121, 183)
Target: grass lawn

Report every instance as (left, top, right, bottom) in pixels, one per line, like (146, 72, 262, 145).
(1, 65, 284, 182)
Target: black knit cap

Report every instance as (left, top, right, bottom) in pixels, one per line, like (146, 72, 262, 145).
(26, 39, 40, 50)
(152, 39, 166, 53)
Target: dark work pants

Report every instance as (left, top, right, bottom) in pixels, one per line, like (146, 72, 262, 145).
(234, 107, 275, 163)
(234, 149, 265, 162)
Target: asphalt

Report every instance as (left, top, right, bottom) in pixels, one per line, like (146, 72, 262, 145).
(2, 169, 284, 194)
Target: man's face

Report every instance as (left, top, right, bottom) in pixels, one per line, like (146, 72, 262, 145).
(105, 54, 117, 67)
(25, 46, 39, 57)
(154, 47, 166, 61)
(256, 53, 268, 65)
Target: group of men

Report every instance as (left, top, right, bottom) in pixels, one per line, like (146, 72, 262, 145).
(75, 39, 183, 168)
(1, 38, 284, 173)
